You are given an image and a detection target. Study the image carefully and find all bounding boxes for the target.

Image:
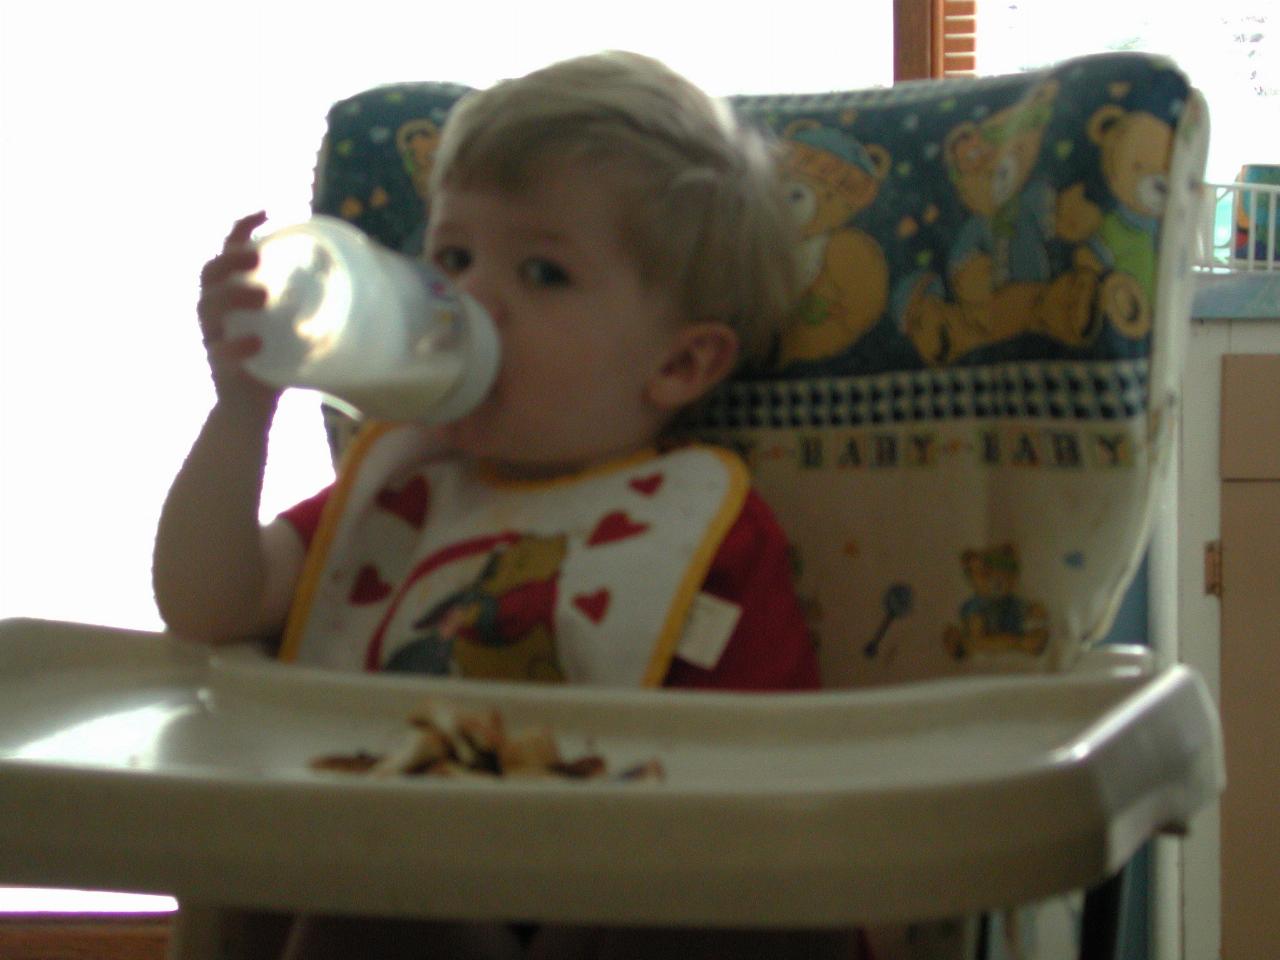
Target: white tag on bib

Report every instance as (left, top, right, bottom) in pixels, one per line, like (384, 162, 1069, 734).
(675, 592, 741, 670)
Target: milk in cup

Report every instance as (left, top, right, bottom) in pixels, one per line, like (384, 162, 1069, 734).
(223, 215, 499, 423)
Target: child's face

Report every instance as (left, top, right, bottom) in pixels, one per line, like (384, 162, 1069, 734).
(425, 162, 688, 476)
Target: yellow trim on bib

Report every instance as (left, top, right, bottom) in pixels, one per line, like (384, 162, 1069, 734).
(640, 446, 750, 687)
(278, 420, 398, 663)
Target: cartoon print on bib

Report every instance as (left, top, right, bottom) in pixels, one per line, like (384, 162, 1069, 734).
(377, 501, 660, 680)
(384, 533, 568, 681)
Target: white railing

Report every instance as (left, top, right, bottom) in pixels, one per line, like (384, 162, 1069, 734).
(1197, 180, 1280, 274)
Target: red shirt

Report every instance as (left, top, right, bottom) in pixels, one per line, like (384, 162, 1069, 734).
(281, 486, 819, 692)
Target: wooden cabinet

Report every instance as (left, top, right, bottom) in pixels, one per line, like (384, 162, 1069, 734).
(1218, 353, 1280, 960)
(1173, 317, 1280, 960)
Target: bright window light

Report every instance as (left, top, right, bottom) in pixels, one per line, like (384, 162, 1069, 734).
(978, 0, 1278, 182)
(0, 0, 889, 913)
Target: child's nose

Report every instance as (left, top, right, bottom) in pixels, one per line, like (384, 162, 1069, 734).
(453, 269, 504, 325)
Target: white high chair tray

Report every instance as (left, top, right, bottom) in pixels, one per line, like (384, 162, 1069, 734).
(0, 618, 1221, 927)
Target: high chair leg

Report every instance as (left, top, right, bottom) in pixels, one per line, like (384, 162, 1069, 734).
(1078, 869, 1126, 960)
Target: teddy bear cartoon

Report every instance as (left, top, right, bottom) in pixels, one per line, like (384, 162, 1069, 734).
(396, 118, 443, 204)
(1063, 106, 1174, 340)
(385, 533, 568, 682)
(943, 542, 1049, 659)
(777, 121, 891, 368)
(896, 80, 1101, 365)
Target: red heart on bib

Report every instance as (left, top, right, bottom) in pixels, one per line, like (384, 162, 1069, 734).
(573, 589, 611, 624)
(376, 475, 429, 529)
(587, 510, 649, 547)
(350, 565, 392, 605)
(628, 472, 664, 496)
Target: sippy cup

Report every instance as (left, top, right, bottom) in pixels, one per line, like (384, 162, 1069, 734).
(223, 215, 499, 423)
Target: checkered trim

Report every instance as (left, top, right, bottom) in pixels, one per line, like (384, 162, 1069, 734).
(692, 361, 1150, 430)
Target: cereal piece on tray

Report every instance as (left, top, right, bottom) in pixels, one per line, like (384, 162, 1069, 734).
(369, 727, 452, 777)
(309, 699, 661, 783)
(497, 727, 562, 776)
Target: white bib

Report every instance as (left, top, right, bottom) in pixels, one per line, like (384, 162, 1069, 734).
(280, 424, 748, 687)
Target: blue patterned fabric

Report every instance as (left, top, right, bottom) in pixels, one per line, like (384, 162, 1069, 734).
(314, 82, 469, 258)
(735, 55, 1193, 379)
(315, 53, 1194, 380)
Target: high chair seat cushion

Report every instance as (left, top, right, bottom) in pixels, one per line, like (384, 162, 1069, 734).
(312, 52, 1209, 687)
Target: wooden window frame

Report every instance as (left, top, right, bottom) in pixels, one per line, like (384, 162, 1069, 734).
(896, 0, 977, 81)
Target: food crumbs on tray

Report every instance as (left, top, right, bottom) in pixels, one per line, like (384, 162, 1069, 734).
(309, 700, 665, 782)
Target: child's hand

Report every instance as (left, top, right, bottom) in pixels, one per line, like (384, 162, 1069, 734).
(197, 211, 279, 411)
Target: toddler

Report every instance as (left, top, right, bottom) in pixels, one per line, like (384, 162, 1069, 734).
(156, 51, 817, 693)
(155, 51, 846, 958)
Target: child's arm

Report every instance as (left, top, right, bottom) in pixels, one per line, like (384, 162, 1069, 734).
(153, 405, 306, 642)
(153, 213, 303, 642)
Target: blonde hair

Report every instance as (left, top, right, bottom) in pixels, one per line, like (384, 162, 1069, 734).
(428, 51, 800, 369)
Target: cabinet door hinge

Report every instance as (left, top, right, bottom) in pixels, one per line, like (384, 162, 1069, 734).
(1204, 540, 1223, 597)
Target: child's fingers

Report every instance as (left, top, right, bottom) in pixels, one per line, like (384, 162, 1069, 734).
(197, 281, 267, 338)
(208, 334, 263, 363)
(223, 211, 267, 250)
(198, 280, 267, 322)
(199, 246, 259, 288)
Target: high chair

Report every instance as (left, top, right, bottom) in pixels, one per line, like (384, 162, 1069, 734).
(0, 52, 1223, 960)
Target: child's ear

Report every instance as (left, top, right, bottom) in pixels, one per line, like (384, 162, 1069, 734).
(646, 322, 740, 412)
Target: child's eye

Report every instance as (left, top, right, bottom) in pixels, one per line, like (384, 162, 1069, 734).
(520, 258, 571, 287)
(433, 246, 471, 276)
